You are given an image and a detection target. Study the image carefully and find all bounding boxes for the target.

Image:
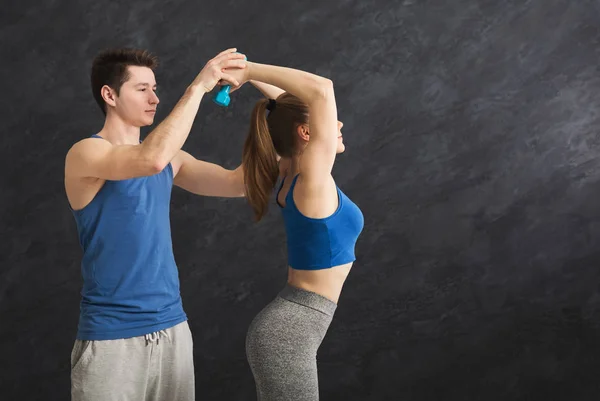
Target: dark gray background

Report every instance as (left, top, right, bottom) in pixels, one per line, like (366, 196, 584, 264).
(2, 0, 600, 399)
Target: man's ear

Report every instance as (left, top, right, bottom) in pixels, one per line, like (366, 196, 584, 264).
(101, 85, 117, 108)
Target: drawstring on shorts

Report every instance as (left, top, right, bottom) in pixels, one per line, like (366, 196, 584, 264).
(144, 329, 169, 346)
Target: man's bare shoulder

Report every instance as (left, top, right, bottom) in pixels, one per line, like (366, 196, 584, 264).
(68, 136, 111, 154)
(65, 137, 111, 176)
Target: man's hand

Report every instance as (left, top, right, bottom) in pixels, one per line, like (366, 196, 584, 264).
(192, 48, 247, 93)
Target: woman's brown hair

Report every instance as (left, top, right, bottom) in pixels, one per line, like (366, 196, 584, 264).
(242, 92, 309, 221)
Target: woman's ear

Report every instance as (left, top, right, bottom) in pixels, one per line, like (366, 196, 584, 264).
(296, 124, 310, 142)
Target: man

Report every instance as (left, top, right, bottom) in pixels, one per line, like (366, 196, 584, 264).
(64, 47, 247, 401)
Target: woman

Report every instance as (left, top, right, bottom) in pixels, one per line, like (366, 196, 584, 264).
(234, 62, 364, 400)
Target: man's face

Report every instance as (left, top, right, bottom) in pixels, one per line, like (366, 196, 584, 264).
(111, 66, 159, 127)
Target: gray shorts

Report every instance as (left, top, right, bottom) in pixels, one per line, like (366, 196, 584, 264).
(70, 320, 194, 401)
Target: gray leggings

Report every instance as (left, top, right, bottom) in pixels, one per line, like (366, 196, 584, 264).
(246, 284, 338, 401)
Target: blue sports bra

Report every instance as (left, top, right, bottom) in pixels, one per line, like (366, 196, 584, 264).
(276, 174, 364, 270)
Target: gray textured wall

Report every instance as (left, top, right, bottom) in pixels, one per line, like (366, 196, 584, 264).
(2, 0, 600, 399)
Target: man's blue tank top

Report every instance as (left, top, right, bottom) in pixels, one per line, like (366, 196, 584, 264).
(70, 135, 186, 340)
(277, 174, 364, 270)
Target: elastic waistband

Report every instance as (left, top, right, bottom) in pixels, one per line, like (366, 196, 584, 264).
(278, 284, 338, 316)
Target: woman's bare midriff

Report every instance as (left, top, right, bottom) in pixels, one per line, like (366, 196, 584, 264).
(287, 262, 353, 304)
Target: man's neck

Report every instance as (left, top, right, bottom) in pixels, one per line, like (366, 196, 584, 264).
(98, 113, 142, 145)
